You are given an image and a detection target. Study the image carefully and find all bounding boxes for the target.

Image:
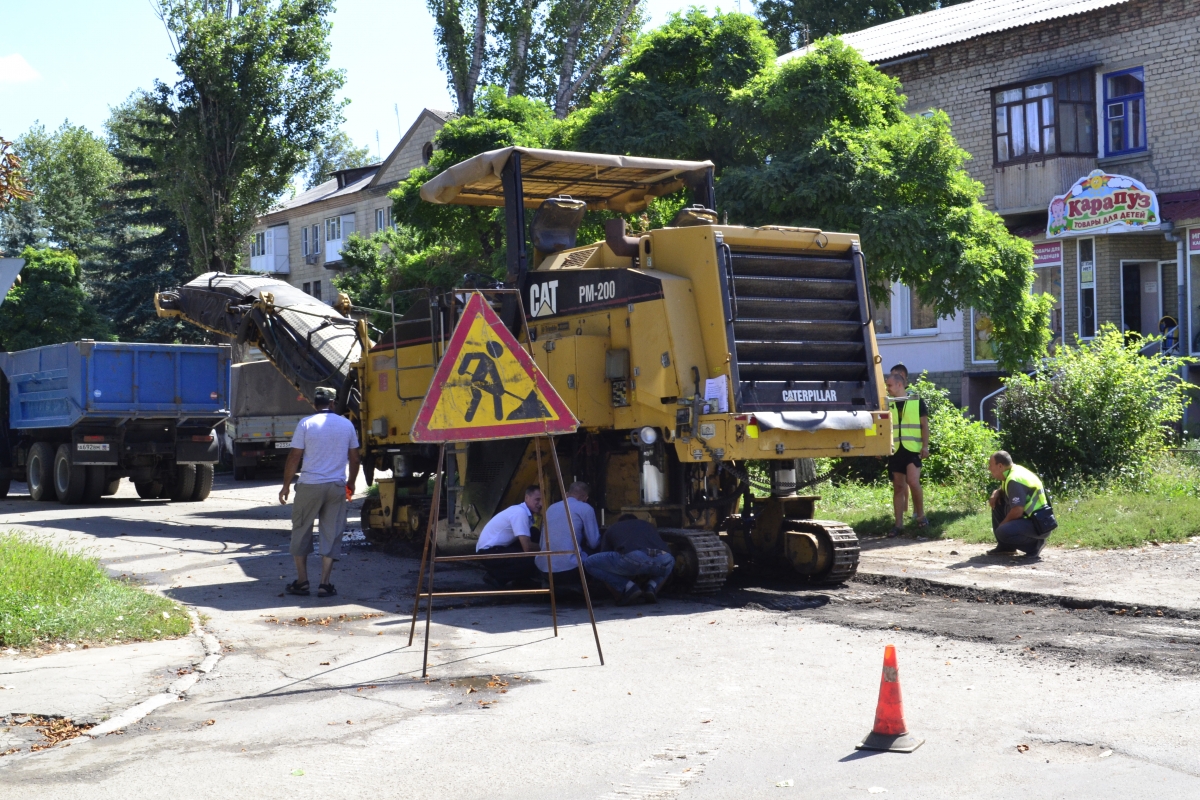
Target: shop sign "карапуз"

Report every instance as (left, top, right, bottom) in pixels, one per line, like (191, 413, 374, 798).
(1047, 170, 1160, 238)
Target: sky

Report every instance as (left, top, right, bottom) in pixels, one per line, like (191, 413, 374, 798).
(0, 0, 712, 160)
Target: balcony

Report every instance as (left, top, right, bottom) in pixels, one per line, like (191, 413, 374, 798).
(993, 156, 1096, 215)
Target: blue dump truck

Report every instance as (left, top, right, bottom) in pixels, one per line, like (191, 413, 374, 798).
(0, 341, 231, 504)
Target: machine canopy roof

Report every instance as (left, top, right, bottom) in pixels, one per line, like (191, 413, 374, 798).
(418, 147, 714, 213)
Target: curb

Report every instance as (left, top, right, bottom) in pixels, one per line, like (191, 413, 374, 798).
(84, 606, 221, 739)
(852, 570, 1200, 620)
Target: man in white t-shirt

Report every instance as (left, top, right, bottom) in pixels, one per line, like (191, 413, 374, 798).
(279, 386, 360, 599)
(475, 485, 542, 588)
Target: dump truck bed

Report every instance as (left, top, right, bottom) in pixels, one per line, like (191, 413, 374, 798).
(0, 341, 231, 430)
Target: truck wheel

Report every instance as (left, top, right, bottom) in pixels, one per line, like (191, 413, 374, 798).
(233, 465, 247, 481)
(82, 466, 106, 503)
(169, 464, 197, 501)
(135, 480, 163, 499)
(28, 443, 56, 501)
(54, 444, 87, 505)
(191, 464, 214, 501)
(0, 469, 11, 499)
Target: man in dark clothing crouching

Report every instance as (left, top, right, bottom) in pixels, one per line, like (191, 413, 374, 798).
(584, 514, 675, 605)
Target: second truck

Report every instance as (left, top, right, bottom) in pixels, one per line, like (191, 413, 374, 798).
(156, 148, 892, 590)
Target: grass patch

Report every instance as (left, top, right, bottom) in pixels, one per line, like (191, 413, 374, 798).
(816, 454, 1200, 550)
(0, 532, 191, 649)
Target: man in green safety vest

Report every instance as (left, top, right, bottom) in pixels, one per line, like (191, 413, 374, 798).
(986, 450, 1048, 558)
(885, 364, 929, 537)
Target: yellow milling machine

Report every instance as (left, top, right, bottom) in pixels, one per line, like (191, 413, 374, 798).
(157, 148, 893, 591)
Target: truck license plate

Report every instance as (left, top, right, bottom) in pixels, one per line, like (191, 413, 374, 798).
(275, 442, 292, 449)
(77, 443, 110, 451)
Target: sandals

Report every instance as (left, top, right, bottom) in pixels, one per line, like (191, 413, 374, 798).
(887, 526, 904, 538)
(915, 516, 930, 529)
(285, 580, 310, 596)
(318, 583, 337, 598)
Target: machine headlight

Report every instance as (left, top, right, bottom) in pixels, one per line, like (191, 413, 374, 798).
(637, 427, 658, 446)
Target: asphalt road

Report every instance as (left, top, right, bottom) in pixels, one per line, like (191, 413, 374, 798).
(2, 475, 1199, 799)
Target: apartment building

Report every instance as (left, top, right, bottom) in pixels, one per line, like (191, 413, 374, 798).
(247, 108, 452, 301)
(783, 0, 1200, 415)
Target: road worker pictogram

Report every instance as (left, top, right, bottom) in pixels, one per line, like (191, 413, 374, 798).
(410, 292, 578, 442)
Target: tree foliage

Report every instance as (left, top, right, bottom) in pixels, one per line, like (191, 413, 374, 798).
(0, 122, 119, 259)
(302, 130, 374, 190)
(338, 90, 563, 312)
(997, 327, 1194, 489)
(0, 247, 112, 350)
(150, 0, 346, 273)
(430, 0, 643, 117)
(567, 10, 775, 168)
(755, 0, 968, 54)
(909, 375, 998, 491)
(92, 95, 204, 344)
(567, 27, 1051, 369)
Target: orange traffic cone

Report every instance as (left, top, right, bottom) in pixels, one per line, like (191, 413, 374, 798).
(856, 644, 924, 753)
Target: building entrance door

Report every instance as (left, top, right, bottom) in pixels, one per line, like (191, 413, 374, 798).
(1122, 262, 1160, 336)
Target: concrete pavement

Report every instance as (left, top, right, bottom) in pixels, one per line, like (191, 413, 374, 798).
(858, 535, 1200, 612)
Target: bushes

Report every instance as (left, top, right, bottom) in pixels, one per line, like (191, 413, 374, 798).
(909, 376, 998, 491)
(997, 325, 1193, 487)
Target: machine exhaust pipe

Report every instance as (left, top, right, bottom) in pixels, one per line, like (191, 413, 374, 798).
(605, 219, 640, 258)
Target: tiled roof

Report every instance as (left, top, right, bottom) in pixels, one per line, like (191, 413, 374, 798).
(1160, 190, 1200, 225)
(778, 0, 1132, 65)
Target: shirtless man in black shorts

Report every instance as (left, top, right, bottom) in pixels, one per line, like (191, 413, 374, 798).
(885, 364, 929, 537)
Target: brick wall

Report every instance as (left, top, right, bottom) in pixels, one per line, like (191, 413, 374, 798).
(915, 369, 963, 407)
(883, 0, 1200, 208)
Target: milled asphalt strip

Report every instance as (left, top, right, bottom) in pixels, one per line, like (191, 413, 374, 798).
(853, 570, 1200, 620)
(84, 606, 221, 739)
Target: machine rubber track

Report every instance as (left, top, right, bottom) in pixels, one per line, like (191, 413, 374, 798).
(786, 520, 860, 585)
(659, 528, 732, 594)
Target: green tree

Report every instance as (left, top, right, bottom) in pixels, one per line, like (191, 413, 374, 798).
(338, 90, 561, 310)
(92, 95, 203, 344)
(0, 122, 120, 259)
(755, 0, 969, 54)
(567, 10, 775, 168)
(302, 130, 373, 190)
(432, 0, 643, 116)
(0, 247, 112, 350)
(151, 0, 346, 273)
(567, 23, 1050, 369)
(997, 327, 1194, 488)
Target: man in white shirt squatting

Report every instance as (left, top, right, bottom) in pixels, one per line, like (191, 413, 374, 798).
(279, 386, 360, 599)
(475, 485, 542, 588)
(536, 481, 600, 589)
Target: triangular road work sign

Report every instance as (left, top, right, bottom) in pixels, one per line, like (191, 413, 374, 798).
(410, 292, 579, 442)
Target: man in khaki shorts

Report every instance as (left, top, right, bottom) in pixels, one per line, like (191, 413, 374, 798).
(279, 386, 360, 598)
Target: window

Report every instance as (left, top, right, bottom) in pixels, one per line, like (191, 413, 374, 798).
(993, 69, 1095, 164)
(302, 282, 311, 295)
(325, 216, 341, 242)
(1078, 238, 1096, 339)
(1105, 67, 1146, 155)
(907, 287, 937, 333)
(871, 288, 892, 336)
(311, 224, 320, 254)
(312, 280, 322, 302)
(251, 231, 266, 257)
(375, 207, 392, 232)
(302, 226, 309, 257)
(1056, 71, 1096, 155)
(421, 141, 434, 164)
